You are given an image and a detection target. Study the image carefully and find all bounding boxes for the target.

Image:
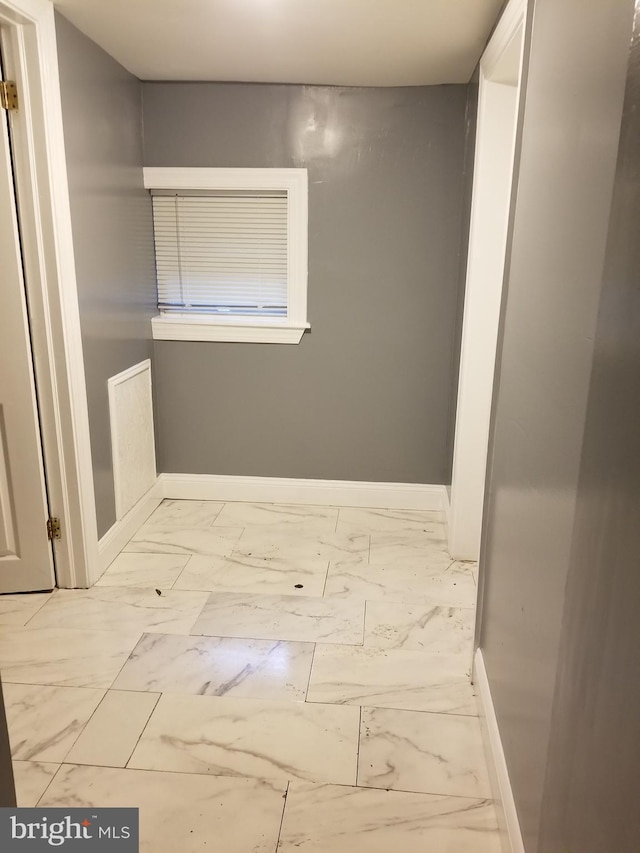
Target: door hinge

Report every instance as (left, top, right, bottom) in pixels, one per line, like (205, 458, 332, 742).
(0, 81, 18, 112)
(47, 517, 61, 541)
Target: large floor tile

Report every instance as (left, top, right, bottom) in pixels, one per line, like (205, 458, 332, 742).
(113, 633, 314, 700)
(336, 507, 445, 534)
(40, 765, 286, 853)
(324, 560, 477, 607)
(369, 530, 452, 569)
(0, 626, 141, 688)
(213, 502, 338, 530)
(4, 682, 104, 762)
(12, 761, 59, 807)
(365, 602, 475, 653)
(307, 645, 476, 714)
(96, 552, 190, 589)
(141, 499, 225, 531)
(128, 693, 360, 785)
(0, 593, 53, 627)
(233, 528, 369, 564)
(359, 707, 491, 798)
(124, 526, 243, 557)
(192, 591, 365, 645)
(173, 552, 329, 597)
(278, 782, 501, 853)
(29, 587, 209, 635)
(65, 690, 159, 767)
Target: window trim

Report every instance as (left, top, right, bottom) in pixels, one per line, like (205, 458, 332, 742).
(143, 167, 309, 344)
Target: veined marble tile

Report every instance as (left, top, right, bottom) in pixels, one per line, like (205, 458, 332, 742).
(140, 499, 225, 531)
(233, 528, 369, 565)
(0, 626, 141, 688)
(40, 765, 286, 853)
(65, 690, 159, 767)
(212, 502, 338, 530)
(29, 587, 209, 635)
(96, 553, 190, 589)
(307, 645, 476, 714)
(359, 707, 491, 798)
(278, 782, 501, 853)
(129, 693, 360, 785)
(113, 633, 314, 701)
(452, 560, 479, 586)
(0, 593, 53, 626)
(192, 591, 365, 645)
(324, 560, 477, 607)
(365, 602, 475, 654)
(124, 526, 243, 557)
(369, 530, 451, 569)
(173, 552, 329, 597)
(336, 507, 445, 534)
(3, 682, 104, 762)
(13, 761, 60, 807)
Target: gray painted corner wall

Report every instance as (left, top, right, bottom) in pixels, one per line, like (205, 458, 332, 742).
(143, 82, 468, 484)
(477, 0, 634, 850)
(55, 13, 156, 537)
(539, 15, 640, 850)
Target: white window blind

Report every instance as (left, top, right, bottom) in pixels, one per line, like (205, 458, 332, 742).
(151, 191, 289, 317)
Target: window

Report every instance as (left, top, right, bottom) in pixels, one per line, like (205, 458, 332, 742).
(144, 168, 309, 343)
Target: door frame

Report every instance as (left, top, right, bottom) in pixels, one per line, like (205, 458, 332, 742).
(0, 0, 97, 587)
(448, 0, 526, 562)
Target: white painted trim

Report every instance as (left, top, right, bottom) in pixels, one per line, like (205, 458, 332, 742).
(473, 648, 525, 853)
(481, 0, 526, 73)
(144, 166, 309, 339)
(97, 478, 163, 577)
(151, 315, 309, 344)
(159, 473, 447, 511)
(449, 0, 526, 562)
(107, 359, 156, 520)
(0, 0, 98, 588)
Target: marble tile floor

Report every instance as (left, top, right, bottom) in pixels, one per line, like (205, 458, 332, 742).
(0, 499, 498, 852)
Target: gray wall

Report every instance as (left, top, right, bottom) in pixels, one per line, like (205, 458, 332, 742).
(477, 0, 634, 850)
(538, 15, 640, 850)
(56, 14, 156, 537)
(143, 83, 468, 484)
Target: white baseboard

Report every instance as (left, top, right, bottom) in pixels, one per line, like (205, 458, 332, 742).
(159, 473, 447, 511)
(473, 648, 525, 853)
(96, 478, 163, 580)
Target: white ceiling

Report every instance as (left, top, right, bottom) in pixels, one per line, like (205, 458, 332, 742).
(53, 0, 504, 86)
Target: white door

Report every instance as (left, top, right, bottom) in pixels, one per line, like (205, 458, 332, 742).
(0, 48, 56, 593)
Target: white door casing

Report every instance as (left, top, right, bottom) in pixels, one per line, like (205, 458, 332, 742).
(0, 0, 98, 588)
(0, 42, 54, 591)
(448, 0, 526, 562)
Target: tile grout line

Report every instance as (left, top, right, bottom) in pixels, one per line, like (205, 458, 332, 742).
(321, 560, 330, 597)
(33, 762, 64, 808)
(304, 643, 317, 702)
(274, 780, 290, 852)
(208, 501, 227, 527)
(124, 691, 162, 769)
(20, 591, 57, 628)
(170, 553, 193, 590)
(57, 686, 109, 766)
(355, 705, 362, 787)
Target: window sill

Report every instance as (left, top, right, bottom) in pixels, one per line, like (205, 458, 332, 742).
(151, 315, 310, 344)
